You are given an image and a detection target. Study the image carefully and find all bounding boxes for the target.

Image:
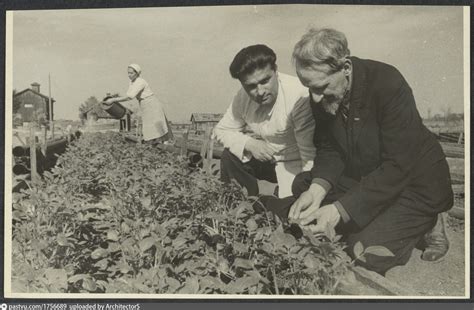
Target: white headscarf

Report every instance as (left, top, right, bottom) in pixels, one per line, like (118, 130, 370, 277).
(128, 63, 142, 75)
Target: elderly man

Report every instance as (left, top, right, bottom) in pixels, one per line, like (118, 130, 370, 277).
(214, 44, 316, 198)
(263, 28, 453, 275)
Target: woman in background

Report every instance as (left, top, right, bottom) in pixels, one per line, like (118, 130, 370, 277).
(105, 64, 173, 144)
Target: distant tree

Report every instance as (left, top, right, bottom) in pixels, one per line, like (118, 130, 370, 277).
(79, 96, 100, 121)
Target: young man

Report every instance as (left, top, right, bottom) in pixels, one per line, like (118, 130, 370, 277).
(214, 44, 316, 198)
(262, 28, 453, 275)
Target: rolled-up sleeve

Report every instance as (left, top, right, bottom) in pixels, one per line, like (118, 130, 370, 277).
(290, 96, 316, 171)
(213, 94, 252, 161)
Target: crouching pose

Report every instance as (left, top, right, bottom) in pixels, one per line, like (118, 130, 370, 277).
(214, 44, 316, 198)
(261, 28, 453, 275)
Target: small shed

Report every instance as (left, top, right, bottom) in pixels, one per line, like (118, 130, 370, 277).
(170, 122, 191, 131)
(81, 105, 115, 122)
(14, 83, 56, 124)
(190, 113, 223, 133)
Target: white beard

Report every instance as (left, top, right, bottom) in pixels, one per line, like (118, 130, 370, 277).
(322, 101, 340, 115)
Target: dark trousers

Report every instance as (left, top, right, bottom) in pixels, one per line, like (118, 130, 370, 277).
(261, 171, 445, 275)
(220, 148, 277, 197)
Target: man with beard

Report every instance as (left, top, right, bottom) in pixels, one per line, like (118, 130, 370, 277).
(262, 28, 453, 275)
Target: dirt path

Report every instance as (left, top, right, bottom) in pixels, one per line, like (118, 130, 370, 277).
(385, 214, 466, 296)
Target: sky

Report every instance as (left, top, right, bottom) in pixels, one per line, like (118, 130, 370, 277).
(10, 5, 465, 122)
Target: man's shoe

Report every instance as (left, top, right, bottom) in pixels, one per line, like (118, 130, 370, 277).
(421, 213, 449, 262)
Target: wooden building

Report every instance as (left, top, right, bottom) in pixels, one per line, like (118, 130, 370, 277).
(81, 105, 115, 122)
(190, 113, 223, 133)
(14, 83, 55, 124)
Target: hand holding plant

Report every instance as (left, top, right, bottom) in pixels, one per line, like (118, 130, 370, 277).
(300, 204, 341, 239)
(288, 183, 327, 221)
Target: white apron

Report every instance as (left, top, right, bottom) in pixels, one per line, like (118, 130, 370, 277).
(139, 95, 170, 141)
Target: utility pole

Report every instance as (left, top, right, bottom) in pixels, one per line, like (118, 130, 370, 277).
(49, 73, 54, 139)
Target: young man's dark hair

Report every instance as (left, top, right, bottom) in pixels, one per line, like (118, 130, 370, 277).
(229, 44, 277, 80)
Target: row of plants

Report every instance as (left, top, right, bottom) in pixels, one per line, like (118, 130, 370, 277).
(11, 131, 385, 295)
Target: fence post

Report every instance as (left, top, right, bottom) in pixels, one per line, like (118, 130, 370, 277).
(200, 125, 210, 159)
(457, 132, 464, 144)
(206, 127, 215, 175)
(29, 124, 39, 183)
(200, 125, 212, 172)
(41, 126, 47, 156)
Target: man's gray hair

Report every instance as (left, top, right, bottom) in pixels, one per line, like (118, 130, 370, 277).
(292, 28, 350, 72)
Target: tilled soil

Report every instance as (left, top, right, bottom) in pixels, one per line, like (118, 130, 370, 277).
(385, 214, 466, 296)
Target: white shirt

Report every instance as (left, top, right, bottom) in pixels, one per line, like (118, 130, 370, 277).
(126, 77, 154, 101)
(214, 72, 316, 197)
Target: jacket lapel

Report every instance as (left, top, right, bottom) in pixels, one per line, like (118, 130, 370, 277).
(309, 92, 349, 155)
(348, 57, 370, 147)
(331, 111, 349, 154)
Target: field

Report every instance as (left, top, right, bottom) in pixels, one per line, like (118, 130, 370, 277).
(9, 130, 466, 296)
(11, 131, 370, 295)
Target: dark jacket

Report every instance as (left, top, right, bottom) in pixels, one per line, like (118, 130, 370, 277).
(310, 57, 453, 228)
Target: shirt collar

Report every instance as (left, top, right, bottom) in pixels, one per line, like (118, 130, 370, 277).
(266, 73, 282, 117)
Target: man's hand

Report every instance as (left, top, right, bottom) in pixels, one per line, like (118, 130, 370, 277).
(288, 183, 327, 221)
(244, 138, 276, 162)
(301, 204, 341, 236)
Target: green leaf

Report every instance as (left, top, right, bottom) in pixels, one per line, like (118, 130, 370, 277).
(234, 204, 248, 219)
(270, 230, 297, 250)
(82, 278, 97, 292)
(166, 277, 181, 291)
(117, 262, 132, 274)
(233, 258, 254, 270)
(353, 241, 364, 258)
(246, 219, 258, 231)
(217, 258, 230, 273)
(364, 246, 395, 257)
(233, 242, 249, 253)
(140, 197, 152, 209)
(107, 242, 121, 253)
(138, 237, 156, 253)
(179, 277, 199, 294)
(31, 239, 48, 251)
(261, 243, 273, 254)
(67, 274, 89, 283)
(132, 281, 151, 293)
(226, 276, 259, 293)
(56, 233, 69, 246)
(172, 237, 187, 248)
(106, 230, 120, 242)
(200, 276, 222, 290)
(121, 222, 131, 234)
(95, 258, 109, 270)
(90, 248, 108, 260)
(43, 268, 67, 290)
(245, 270, 268, 285)
(303, 255, 319, 269)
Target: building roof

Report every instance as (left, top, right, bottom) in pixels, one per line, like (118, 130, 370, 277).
(14, 88, 56, 103)
(190, 113, 223, 123)
(83, 104, 115, 119)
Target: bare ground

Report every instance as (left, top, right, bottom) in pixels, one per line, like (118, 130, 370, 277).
(385, 210, 466, 296)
